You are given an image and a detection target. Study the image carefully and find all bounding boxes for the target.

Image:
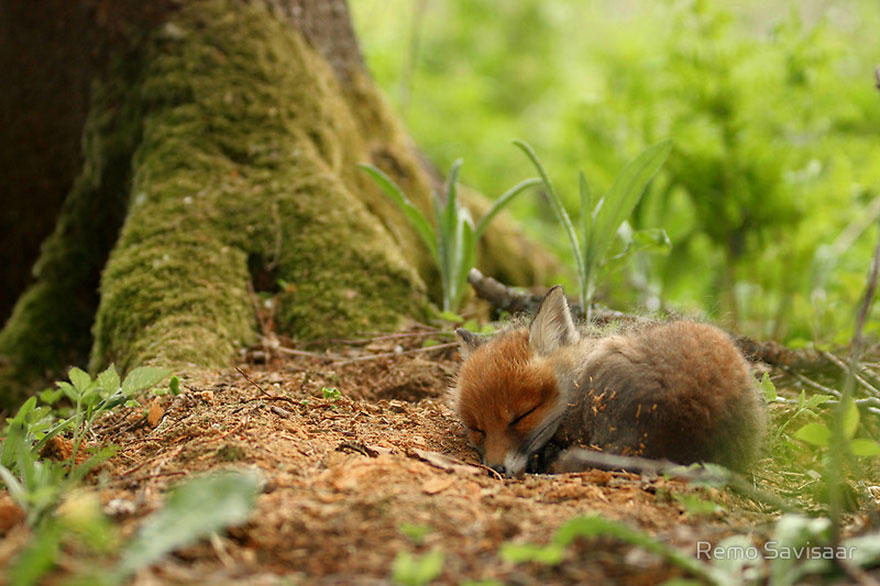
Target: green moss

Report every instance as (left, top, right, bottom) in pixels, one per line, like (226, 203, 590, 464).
(89, 0, 426, 371)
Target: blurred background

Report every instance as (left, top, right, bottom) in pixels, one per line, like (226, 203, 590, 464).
(350, 0, 880, 347)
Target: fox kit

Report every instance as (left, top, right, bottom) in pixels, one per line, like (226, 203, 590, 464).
(454, 286, 765, 477)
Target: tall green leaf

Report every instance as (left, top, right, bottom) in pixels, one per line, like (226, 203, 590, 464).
(513, 140, 585, 286)
(474, 177, 541, 239)
(585, 140, 672, 288)
(358, 164, 438, 261)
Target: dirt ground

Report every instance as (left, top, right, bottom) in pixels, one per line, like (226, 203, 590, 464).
(1, 329, 871, 584)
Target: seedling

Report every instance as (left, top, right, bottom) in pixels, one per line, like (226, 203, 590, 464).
(360, 161, 539, 312)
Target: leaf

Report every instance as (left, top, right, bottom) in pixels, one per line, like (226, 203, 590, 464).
(121, 366, 170, 397)
(9, 396, 37, 426)
(803, 393, 833, 411)
(579, 171, 593, 303)
(399, 522, 432, 546)
(169, 375, 181, 396)
(587, 140, 672, 278)
(0, 464, 26, 506)
(549, 516, 727, 585)
(474, 177, 541, 239)
(442, 159, 464, 251)
(454, 211, 477, 311)
(841, 398, 859, 439)
(514, 140, 585, 302)
(57, 382, 78, 403)
(37, 388, 64, 406)
(358, 164, 438, 261)
(849, 438, 880, 457)
(68, 368, 93, 394)
(116, 471, 260, 580)
(1, 422, 27, 470)
(629, 227, 673, 255)
(434, 309, 464, 323)
(8, 520, 63, 586)
(602, 227, 673, 274)
(759, 373, 777, 402)
(499, 541, 566, 565)
(95, 365, 121, 396)
(392, 550, 445, 586)
(794, 422, 831, 447)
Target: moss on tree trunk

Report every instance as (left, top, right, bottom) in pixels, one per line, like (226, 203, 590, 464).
(0, 0, 556, 409)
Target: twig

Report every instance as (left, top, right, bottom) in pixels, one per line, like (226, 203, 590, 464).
(792, 372, 841, 397)
(819, 350, 880, 397)
(331, 342, 457, 365)
(274, 346, 347, 361)
(234, 366, 269, 396)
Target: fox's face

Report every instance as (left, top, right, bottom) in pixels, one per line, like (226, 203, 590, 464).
(454, 286, 579, 476)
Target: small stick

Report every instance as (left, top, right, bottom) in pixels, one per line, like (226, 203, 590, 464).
(274, 346, 347, 361)
(331, 342, 457, 365)
(234, 366, 269, 396)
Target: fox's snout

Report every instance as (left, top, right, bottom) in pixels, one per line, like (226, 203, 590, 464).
(481, 434, 529, 477)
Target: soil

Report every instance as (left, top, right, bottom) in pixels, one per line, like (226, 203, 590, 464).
(0, 330, 875, 584)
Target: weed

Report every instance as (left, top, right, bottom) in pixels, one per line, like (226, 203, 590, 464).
(391, 549, 445, 586)
(514, 140, 672, 321)
(360, 161, 539, 312)
(322, 387, 341, 401)
(0, 365, 168, 525)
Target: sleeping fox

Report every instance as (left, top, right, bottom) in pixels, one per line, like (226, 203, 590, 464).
(453, 286, 765, 477)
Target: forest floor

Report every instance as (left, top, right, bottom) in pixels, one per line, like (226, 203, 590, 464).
(1, 328, 878, 584)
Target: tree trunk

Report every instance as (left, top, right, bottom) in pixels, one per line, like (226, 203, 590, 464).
(0, 0, 555, 409)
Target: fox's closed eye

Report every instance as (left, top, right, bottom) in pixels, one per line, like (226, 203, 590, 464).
(510, 405, 540, 427)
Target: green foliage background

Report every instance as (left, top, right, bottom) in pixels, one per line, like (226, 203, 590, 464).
(351, 0, 880, 345)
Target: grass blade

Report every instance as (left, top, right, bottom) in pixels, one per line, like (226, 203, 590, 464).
(513, 140, 585, 285)
(578, 171, 593, 311)
(455, 212, 477, 311)
(474, 177, 541, 239)
(589, 140, 672, 270)
(359, 164, 438, 262)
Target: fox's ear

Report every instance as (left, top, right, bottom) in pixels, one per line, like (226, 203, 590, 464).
(455, 328, 483, 359)
(529, 285, 578, 355)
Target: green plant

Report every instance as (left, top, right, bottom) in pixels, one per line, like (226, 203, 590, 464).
(500, 514, 732, 585)
(7, 471, 260, 586)
(0, 365, 169, 524)
(499, 513, 880, 585)
(322, 387, 341, 401)
(391, 549, 445, 586)
(359, 161, 539, 312)
(514, 140, 672, 320)
(112, 471, 260, 583)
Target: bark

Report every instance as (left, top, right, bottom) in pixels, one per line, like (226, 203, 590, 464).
(0, 0, 556, 409)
